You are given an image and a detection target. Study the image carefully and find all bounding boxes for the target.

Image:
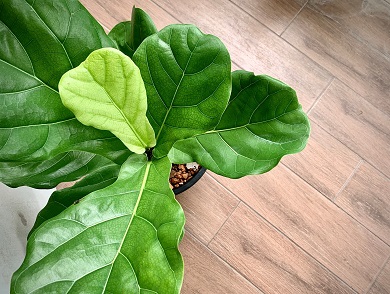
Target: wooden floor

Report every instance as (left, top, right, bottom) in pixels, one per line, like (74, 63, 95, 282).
(81, 0, 390, 293)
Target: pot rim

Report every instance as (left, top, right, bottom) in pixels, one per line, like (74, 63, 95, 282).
(173, 166, 207, 195)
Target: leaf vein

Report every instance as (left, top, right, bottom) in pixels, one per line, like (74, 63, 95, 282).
(0, 19, 35, 76)
(25, 1, 74, 68)
(155, 31, 202, 141)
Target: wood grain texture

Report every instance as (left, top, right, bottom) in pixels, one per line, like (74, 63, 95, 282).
(180, 233, 262, 294)
(309, 79, 390, 178)
(282, 120, 361, 199)
(336, 162, 390, 245)
(209, 203, 355, 294)
(309, 0, 390, 58)
(211, 166, 390, 292)
(152, 0, 332, 111)
(282, 5, 390, 113)
(368, 259, 390, 294)
(79, 0, 177, 29)
(176, 173, 239, 245)
(229, 0, 307, 35)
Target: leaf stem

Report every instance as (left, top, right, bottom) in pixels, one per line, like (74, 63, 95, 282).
(145, 147, 154, 161)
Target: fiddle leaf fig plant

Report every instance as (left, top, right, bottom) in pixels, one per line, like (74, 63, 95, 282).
(0, 0, 310, 293)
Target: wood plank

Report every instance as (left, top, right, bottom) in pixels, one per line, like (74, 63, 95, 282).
(152, 0, 332, 111)
(79, 0, 178, 30)
(211, 165, 390, 292)
(282, 120, 361, 199)
(176, 173, 239, 245)
(309, 79, 390, 178)
(228, 0, 307, 35)
(309, 0, 390, 58)
(209, 203, 355, 293)
(336, 162, 390, 245)
(282, 5, 390, 112)
(368, 259, 390, 294)
(180, 233, 262, 293)
(231, 62, 242, 72)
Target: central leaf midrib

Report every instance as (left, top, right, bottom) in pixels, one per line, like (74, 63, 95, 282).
(209, 108, 302, 133)
(88, 71, 148, 149)
(105, 160, 152, 289)
(154, 35, 200, 142)
(0, 117, 76, 130)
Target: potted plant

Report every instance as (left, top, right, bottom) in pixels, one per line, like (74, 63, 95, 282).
(0, 0, 310, 292)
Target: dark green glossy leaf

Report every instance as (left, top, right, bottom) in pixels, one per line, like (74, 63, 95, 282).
(0, 151, 122, 189)
(28, 163, 120, 238)
(130, 7, 158, 51)
(133, 24, 232, 158)
(0, 0, 128, 162)
(12, 154, 185, 293)
(109, 21, 134, 57)
(109, 7, 158, 58)
(168, 70, 310, 178)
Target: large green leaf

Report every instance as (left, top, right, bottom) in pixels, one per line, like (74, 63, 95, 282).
(168, 70, 310, 178)
(59, 48, 156, 154)
(109, 6, 158, 58)
(0, 0, 129, 162)
(28, 163, 120, 237)
(133, 24, 232, 158)
(0, 151, 121, 189)
(12, 154, 185, 293)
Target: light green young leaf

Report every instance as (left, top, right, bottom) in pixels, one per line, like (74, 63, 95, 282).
(12, 154, 185, 293)
(133, 24, 232, 158)
(59, 48, 156, 154)
(168, 70, 310, 178)
(0, 0, 128, 163)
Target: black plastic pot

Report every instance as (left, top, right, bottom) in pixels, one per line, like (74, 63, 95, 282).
(173, 166, 207, 195)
